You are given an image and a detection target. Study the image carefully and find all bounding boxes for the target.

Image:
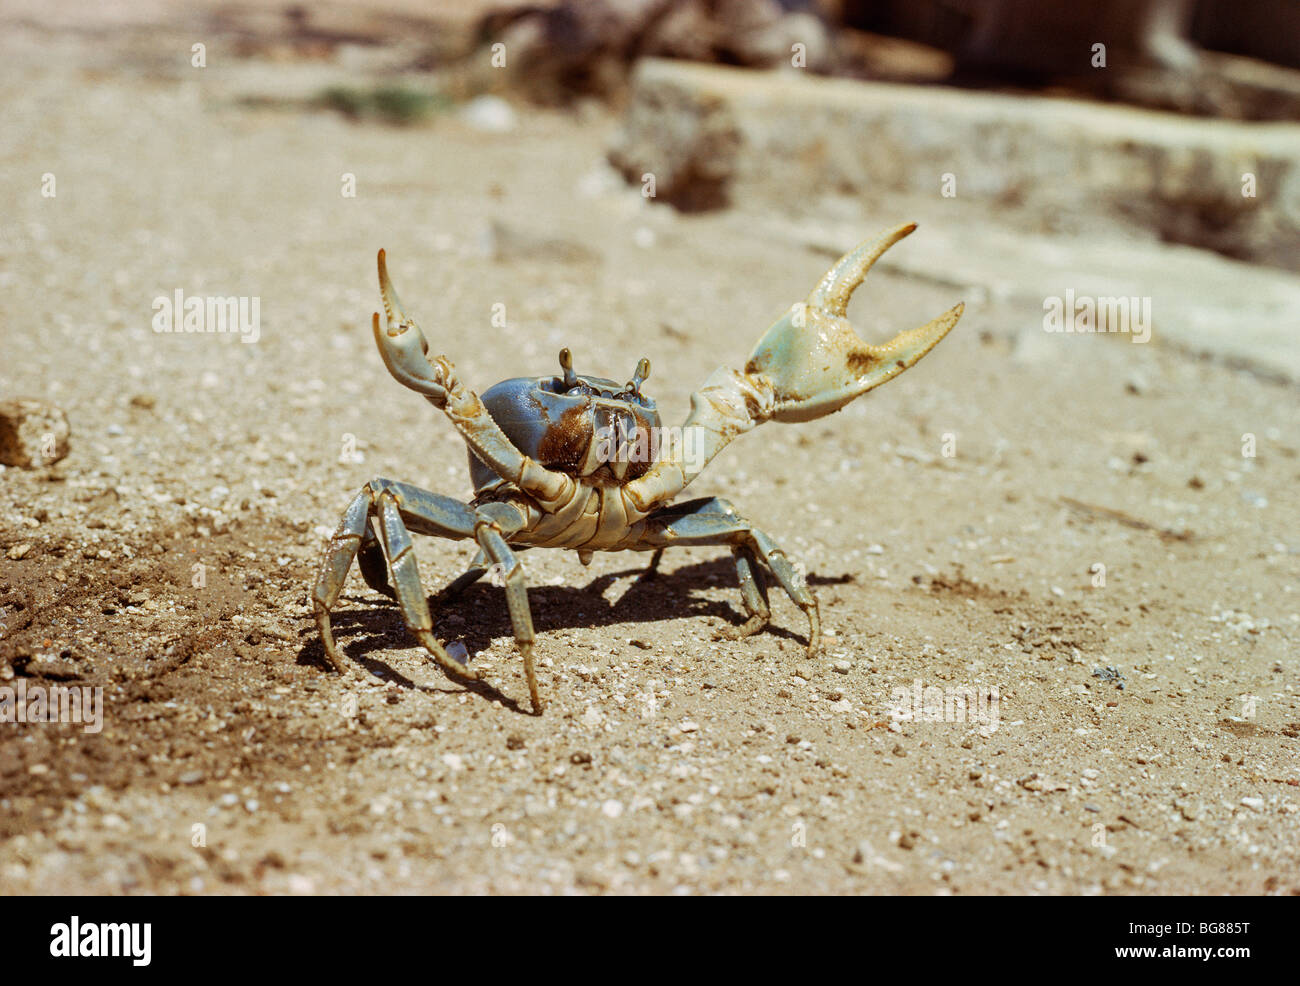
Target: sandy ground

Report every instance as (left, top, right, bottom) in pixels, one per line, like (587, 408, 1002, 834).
(1, 24, 1298, 896)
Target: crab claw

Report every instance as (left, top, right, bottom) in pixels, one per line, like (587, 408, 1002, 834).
(372, 249, 448, 402)
(745, 223, 963, 423)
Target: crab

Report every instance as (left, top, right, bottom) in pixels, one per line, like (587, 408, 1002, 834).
(313, 222, 963, 713)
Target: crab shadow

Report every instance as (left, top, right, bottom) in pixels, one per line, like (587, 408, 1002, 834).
(295, 554, 852, 706)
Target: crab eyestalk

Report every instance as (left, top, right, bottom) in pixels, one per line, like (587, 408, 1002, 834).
(745, 223, 963, 423)
(626, 357, 651, 395)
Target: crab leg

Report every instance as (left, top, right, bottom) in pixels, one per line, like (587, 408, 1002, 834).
(436, 548, 489, 603)
(372, 490, 489, 686)
(627, 496, 820, 655)
(624, 223, 963, 513)
(729, 544, 771, 639)
(313, 489, 372, 671)
(475, 521, 543, 714)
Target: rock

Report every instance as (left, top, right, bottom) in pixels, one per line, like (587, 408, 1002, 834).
(459, 95, 517, 134)
(0, 399, 70, 468)
(611, 58, 1300, 270)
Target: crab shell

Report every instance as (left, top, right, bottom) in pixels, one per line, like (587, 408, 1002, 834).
(470, 374, 662, 492)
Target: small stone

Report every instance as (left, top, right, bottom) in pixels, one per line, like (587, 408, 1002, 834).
(505, 734, 525, 751)
(459, 95, 516, 133)
(445, 641, 469, 666)
(832, 660, 852, 674)
(441, 753, 465, 772)
(1241, 797, 1265, 812)
(678, 720, 699, 733)
(178, 771, 204, 786)
(7, 544, 32, 560)
(0, 399, 71, 468)
(601, 799, 624, 819)
(287, 874, 315, 894)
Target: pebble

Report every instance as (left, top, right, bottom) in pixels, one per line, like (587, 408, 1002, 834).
(287, 874, 315, 894)
(7, 544, 32, 560)
(832, 660, 852, 673)
(441, 753, 465, 772)
(601, 800, 624, 819)
(1241, 797, 1265, 812)
(459, 95, 516, 133)
(0, 398, 70, 467)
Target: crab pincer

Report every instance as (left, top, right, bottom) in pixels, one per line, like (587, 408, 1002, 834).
(745, 222, 964, 423)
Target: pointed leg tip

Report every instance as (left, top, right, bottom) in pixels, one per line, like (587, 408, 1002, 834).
(314, 604, 349, 673)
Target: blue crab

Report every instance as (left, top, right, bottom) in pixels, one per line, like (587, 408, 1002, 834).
(313, 223, 963, 712)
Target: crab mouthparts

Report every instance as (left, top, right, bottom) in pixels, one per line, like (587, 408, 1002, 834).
(580, 406, 645, 481)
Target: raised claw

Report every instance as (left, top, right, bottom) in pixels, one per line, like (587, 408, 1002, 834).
(745, 223, 963, 423)
(372, 249, 447, 403)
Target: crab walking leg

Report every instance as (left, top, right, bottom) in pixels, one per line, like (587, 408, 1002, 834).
(637, 547, 664, 581)
(313, 489, 372, 671)
(437, 548, 489, 603)
(313, 478, 485, 671)
(356, 523, 394, 599)
(629, 497, 820, 655)
(729, 544, 772, 639)
(475, 523, 543, 714)
(374, 490, 486, 685)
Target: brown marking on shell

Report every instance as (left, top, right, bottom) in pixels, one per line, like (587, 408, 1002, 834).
(846, 349, 880, 375)
(537, 404, 592, 475)
(622, 407, 658, 481)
